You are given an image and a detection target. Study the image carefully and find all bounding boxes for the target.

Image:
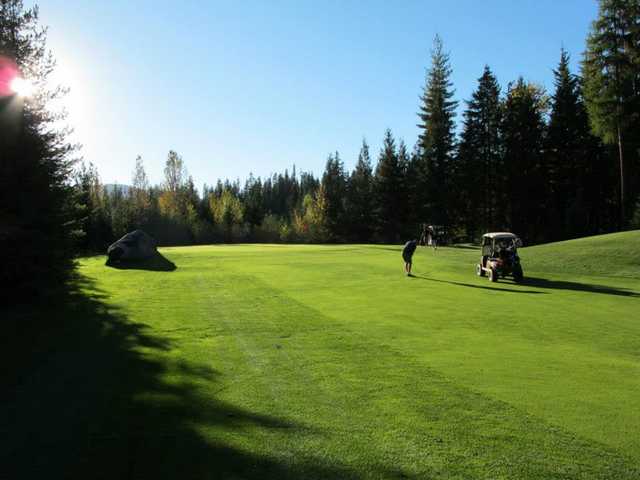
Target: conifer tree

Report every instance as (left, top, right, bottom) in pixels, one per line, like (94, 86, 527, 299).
(583, 0, 640, 224)
(346, 139, 374, 241)
(243, 174, 265, 229)
(502, 78, 549, 242)
(373, 129, 404, 242)
(546, 49, 603, 238)
(320, 152, 347, 241)
(404, 144, 423, 235)
(396, 139, 412, 237)
(457, 66, 503, 239)
(1, 1, 80, 299)
(416, 35, 458, 227)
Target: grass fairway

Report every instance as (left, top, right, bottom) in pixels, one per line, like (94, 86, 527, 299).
(3, 231, 640, 479)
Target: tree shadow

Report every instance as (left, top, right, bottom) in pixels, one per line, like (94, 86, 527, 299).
(105, 252, 177, 272)
(412, 275, 546, 294)
(0, 274, 361, 479)
(520, 276, 639, 297)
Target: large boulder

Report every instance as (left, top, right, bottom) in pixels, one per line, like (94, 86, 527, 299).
(107, 230, 157, 263)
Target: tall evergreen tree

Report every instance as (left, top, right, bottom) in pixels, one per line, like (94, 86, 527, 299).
(583, 0, 640, 224)
(346, 139, 374, 241)
(502, 78, 549, 243)
(320, 152, 347, 241)
(1, 1, 80, 299)
(456, 66, 503, 240)
(299, 171, 320, 200)
(405, 143, 424, 236)
(396, 139, 412, 237)
(243, 173, 265, 229)
(373, 130, 405, 242)
(546, 49, 608, 239)
(416, 35, 458, 227)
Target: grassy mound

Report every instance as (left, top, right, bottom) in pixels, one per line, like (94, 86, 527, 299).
(523, 230, 640, 278)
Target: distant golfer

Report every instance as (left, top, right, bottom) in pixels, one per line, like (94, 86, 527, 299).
(428, 225, 438, 250)
(402, 239, 418, 276)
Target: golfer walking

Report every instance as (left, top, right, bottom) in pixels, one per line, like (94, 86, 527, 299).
(402, 239, 418, 276)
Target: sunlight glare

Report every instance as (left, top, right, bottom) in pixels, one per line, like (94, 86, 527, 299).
(10, 76, 34, 97)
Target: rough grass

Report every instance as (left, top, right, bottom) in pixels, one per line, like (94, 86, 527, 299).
(2, 231, 640, 479)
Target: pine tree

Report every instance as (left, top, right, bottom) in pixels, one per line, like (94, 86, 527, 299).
(243, 174, 265, 229)
(0, 1, 80, 299)
(299, 171, 320, 200)
(457, 65, 503, 240)
(320, 152, 347, 241)
(373, 129, 405, 243)
(346, 139, 374, 241)
(583, 0, 640, 225)
(546, 49, 602, 239)
(502, 78, 549, 243)
(416, 35, 458, 227)
(396, 139, 412, 238)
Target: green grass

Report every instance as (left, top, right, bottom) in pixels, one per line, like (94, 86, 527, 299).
(3, 231, 640, 479)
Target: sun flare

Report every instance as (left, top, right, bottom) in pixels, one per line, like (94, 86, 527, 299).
(10, 76, 34, 97)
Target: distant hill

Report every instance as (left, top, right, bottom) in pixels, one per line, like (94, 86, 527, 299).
(522, 230, 640, 278)
(103, 184, 131, 196)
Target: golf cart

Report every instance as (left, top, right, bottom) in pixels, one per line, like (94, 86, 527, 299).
(476, 232, 524, 282)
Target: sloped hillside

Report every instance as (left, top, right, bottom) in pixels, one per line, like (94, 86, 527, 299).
(522, 230, 640, 278)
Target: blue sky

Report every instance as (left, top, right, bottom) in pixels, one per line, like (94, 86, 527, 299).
(35, 0, 598, 187)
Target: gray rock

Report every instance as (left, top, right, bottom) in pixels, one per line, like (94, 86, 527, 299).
(107, 230, 157, 263)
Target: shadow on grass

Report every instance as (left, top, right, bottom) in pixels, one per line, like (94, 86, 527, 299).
(412, 275, 546, 294)
(520, 276, 639, 297)
(105, 252, 177, 272)
(0, 275, 359, 479)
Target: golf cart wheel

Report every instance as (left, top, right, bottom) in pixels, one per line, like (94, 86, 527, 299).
(476, 264, 485, 277)
(489, 268, 498, 282)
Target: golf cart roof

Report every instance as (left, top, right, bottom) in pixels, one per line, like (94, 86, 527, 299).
(482, 232, 518, 240)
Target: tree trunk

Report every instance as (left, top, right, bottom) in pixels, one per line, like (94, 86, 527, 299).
(617, 122, 625, 226)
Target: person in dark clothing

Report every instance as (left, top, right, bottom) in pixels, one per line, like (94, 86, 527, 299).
(402, 239, 418, 276)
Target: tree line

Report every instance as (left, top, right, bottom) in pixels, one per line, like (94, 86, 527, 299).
(2, 0, 640, 300)
(79, 1, 640, 247)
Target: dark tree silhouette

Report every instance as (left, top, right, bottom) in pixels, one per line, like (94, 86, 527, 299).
(1, 1, 80, 300)
(456, 65, 503, 240)
(346, 139, 375, 242)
